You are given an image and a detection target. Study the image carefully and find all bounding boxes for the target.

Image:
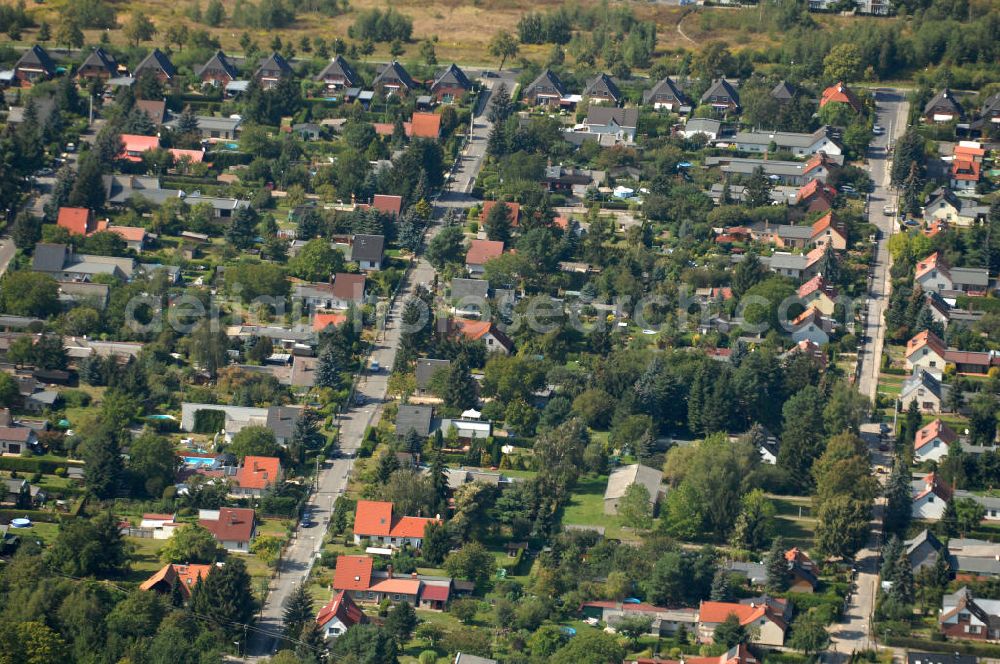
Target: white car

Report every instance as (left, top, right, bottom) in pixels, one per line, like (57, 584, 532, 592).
(872, 125, 885, 135)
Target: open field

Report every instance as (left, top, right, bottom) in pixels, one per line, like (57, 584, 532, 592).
(10, 0, 870, 69)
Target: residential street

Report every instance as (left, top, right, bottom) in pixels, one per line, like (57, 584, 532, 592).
(828, 89, 910, 661)
(246, 74, 507, 658)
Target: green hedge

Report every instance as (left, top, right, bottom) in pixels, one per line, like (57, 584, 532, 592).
(192, 409, 225, 434)
(884, 636, 1000, 657)
(0, 509, 59, 523)
(0, 457, 82, 474)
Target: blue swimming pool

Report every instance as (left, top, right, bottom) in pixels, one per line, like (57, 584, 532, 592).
(183, 456, 217, 467)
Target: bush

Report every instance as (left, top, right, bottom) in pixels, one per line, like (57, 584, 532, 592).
(60, 389, 92, 408)
(0, 457, 81, 475)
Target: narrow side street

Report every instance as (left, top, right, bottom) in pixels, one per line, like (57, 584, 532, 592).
(828, 88, 910, 662)
(246, 73, 512, 658)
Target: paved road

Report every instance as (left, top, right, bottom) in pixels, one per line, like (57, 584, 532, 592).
(246, 74, 507, 659)
(828, 89, 910, 661)
(0, 237, 15, 276)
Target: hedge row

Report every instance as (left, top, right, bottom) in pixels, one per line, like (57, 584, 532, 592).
(885, 636, 1000, 657)
(0, 457, 81, 475)
(0, 508, 59, 523)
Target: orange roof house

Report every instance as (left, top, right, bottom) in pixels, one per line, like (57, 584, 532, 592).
(820, 82, 863, 114)
(316, 590, 369, 637)
(409, 112, 442, 139)
(914, 251, 946, 282)
(312, 312, 347, 331)
(810, 211, 847, 250)
(234, 456, 282, 496)
(140, 563, 212, 599)
(57, 207, 98, 235)
(119, 134, 161, 161)
(914, 419, 959, 461)
(198, 507, 255, 552)
(465, 239, 505, 269)
(450, 318, 514, 353)
(698, 598, 791, 646)
(905, 329, 948, 372)
(797, 178, 837, 207)
(333, 555, 375, 591)
(352, 500, 439, 547)
(372, 194, 403, 216)
(480, 201, 521, 227)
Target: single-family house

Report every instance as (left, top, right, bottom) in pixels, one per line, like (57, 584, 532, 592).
(198, 507, 255, 552)
(32, 243, 136, 281)
(700, 78, 740, 114)
(730, 126, 843, 158)
(766, 253, 809, 280)
(523, 69, 569, 107)
(316, 590, 368, 639)
(139, 513, 182, 540)
(449, 278, 489, 316)
(166, 115, 242, 141)
(603, 464, 663, 515)
(939, 587, 1000, 641)
(580, 600, 699, 636)
(901, 369, 947, 413)
(372, 194, 403, 217)
(905, 330, 948, 374)
(680, 118, 722, 141)
(698, 597, 791, 646)
(797, 275, 838, 316)
(790, 307, 832, 346)
(584, 72, 621, 105)
(294, 274, 366, 311)
(771, 81, 797, 103)
(352, 500, 440, 549)
(914, 252, 954, 295)
(135, 98, 168, 126)
(784, 548, 820, 593)
(254, 52, 292, 90)
(396, 404, 434, 439)
(643, 76, 689, 111)
(372, 61, 415, 96)
(14, 45, 55, 86)
(914, 419, 960, 463)
(796, 178, 838, 212)
(583, 107, 638, 144)
(820, 82, 863, 114)
(923, 188, 989, 228)
(438, 418, 492, 441)
(465, 239, 504, 275)
(351, 234, 384, 271)
(950, 142, 985, 192)
(912, 472, 952, 520)
(904, 529, 946, 573)
(57, 207, 98, 236)
(140, 563, 212, 600)
(316, 55, 359, 92)
(705, 152, 839, 186)
(810, 211, 848, 250)
(77, 47, 118, 80)
(133, 49, 176, 83)
(430, 63, 471, 103)
(415, 359, 450, 394)
(197, 50, 239, 87)
(102, 225, 147, 252)
(0, 426, 37, 455)
(450, 318, 513, 354)
(924, 88, 964, 123)
(947, 538, 1000, 577)
(233, 456, 282, 498)
(180, 403, 301, 444)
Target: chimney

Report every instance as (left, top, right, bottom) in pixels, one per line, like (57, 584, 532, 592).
(411, 572, 418, 579)
(387, 564, 393, 579)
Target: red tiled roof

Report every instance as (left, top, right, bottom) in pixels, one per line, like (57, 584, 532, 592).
(120, 134, 161, 161)
(312, 312, 347, 331)
(944, 349, 993, 367)
(368, 578, 421, 595)
(905, 329, 947, 360)
(140, 563, 212, 598)
(915, 472, 952, 502)
(235, 456, 281, 490)
(105, 225, 147, 242)
(316, 590, 368, 629)
(57, 207, 94, 235)
(353, 500, 394, 537)
(914, 251, 947, 281)
(951, 159, 981, 181)
(0, 426, 35, 442)
(409, 112, 441, 139)
(700, 600, 788, 631)
(199, 507, 255, 543)
(791, 306, 824, 327)
(820, 82, 863, 113)
(797, 178, 837, 204)
(797, 275, 837, 300)
(915, 419, 958, 451)
(372, 194, 403, 216)
(419, 583, 451, 602)
(170, 148, 205, 163)
(481, 201, 521, 227)
(954, 144, 985, 160)
(142, 513, 176, 521)
(333, 555, 374, 591)
(465, 239, 505, 265)
(390, 516, 437, 539)
(331, 273, 366, 302)
(810, 211, 845, 240)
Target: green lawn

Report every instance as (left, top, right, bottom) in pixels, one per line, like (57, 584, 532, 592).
(560, 475, 631, 541)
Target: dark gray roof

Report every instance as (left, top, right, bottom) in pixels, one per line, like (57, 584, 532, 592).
(396, 404, 433, 438)
(902, 369, 943, 399)
(256, 52, 293, 79)
(450, 278, 489, 302)
(524, 69, 568, 99)
(80, 47, 117, 75)
(373, 61, 415, 90)
(770, 81, 796, 101)
(265, 405, 301, 440)
(16, 45, 56, 75)
(643, 76, 688, 105)
(32, 243, 68, 272)
(585, 107, 638, 129)
(134, 49, 176, 79)
(701, 78, 740, 106)
(415, 359, 450, 389)
(432, 63, 471, 91)
(924, 88, 964, 117)
(351, 234, 384, 263)
(584, 73, 621, 103)
(315, 55, 358, 87)
(197, 50, 238, 80)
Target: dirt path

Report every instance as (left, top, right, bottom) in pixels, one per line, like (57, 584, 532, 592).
(676, 10, 697, 45)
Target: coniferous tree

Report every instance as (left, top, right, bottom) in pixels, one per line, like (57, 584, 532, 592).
(375, 451, 400, 484)
(488, 84, 513, 125)
(884, 461, 912, 536)
(710, 569, 732, 601)
(189, 557, 256, 636)
(225, 206, 257, 249)
(484, 201, 513, 244)
(765, 538, 791, 593)
(315, 343, 340, 389)
(429, 450, 448, 513)
(282, 583, 313, 639)
(744, 166, 773, 208)
(443, 357, 477, 411)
